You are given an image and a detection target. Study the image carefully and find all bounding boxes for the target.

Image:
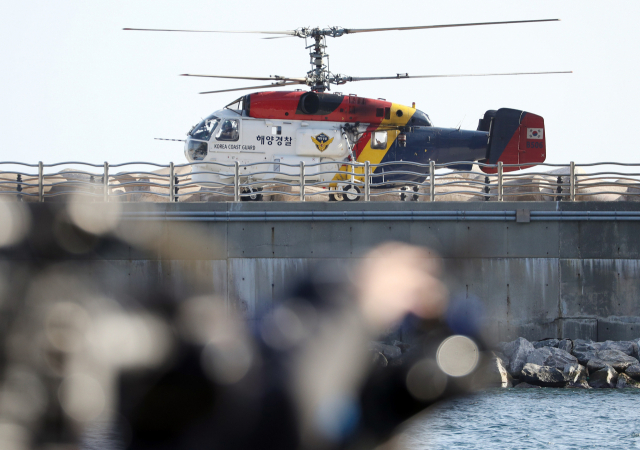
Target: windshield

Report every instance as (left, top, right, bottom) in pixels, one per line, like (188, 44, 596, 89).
(189, 114, 220, 141)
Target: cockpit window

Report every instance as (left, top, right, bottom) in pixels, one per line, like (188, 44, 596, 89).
(215, 119, 239, 141)
(225, 97, 244, 114)
(189, 115, 220, 141)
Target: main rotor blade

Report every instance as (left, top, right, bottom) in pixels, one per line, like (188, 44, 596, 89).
(340, 71, 573, 82)
(343, 19, 560, 34)
(124, 20, 560, 39)
(181, 74, 306, 82)
(123, 27, 295, 35)
(199, 81, 305, 94)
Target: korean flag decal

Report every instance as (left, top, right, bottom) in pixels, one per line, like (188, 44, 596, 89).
(527, 128, 544, 140)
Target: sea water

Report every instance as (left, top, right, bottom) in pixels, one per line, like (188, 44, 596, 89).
(400, 388, 640, 449)
(82, 389, 640, 449)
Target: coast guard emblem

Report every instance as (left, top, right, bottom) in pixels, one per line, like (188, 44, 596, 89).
(311, 133, 334, 152)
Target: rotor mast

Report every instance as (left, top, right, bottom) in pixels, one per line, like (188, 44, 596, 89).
(300, 27, 345, 92)
(308, 33, 328, 92)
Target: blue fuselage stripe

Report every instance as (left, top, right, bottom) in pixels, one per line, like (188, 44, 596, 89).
(374, 127, 489, 182)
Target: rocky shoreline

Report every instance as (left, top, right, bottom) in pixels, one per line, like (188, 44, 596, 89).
(369, 337, 640, 390)
(489, 337, 640, 389)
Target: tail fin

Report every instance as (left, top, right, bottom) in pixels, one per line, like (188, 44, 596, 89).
(481, 108, 546, 174)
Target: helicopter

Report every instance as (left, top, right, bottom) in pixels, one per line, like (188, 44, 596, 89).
(125, 20, 571, 201)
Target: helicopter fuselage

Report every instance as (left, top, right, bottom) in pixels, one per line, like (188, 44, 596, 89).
(184, 91, 546, 190)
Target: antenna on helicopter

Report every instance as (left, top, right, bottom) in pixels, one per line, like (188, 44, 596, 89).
(125, 19, 570, 93)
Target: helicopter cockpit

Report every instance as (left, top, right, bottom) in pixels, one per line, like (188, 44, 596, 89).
(215, 119, 239, 141)
(190, 114, 220, 140)
(185, 113, 219, 160)
(185, 106, 245, 160)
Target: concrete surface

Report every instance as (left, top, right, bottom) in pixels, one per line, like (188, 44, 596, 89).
(5, 201, 640, 342)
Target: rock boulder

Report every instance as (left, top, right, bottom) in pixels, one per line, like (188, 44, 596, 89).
(503, 337, 535, 377)
(476, 355, 513, 388)
(527, 347, 578, 371)
(527, 347, 553, 366)
(563, 364, 590, 388)
(521, 363, 566, 387)
(591, 349, 638, 372)
(572, 340, 601, 365)
(589, 366, 618, 388)
(558, 339, 573, 354)
(534, 339, 559, 349)
(494, 351, 508, 366)
(599, 340, 639, 358)
(586, 359, 611, 374)
(625, 364, 640, 380)
(564, 363, 587, 381)
(616, 373, 640, 389)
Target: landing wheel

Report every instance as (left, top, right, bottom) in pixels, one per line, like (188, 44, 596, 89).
(342, 185, 361, 202)
(400, 186, 419, 202)
(400, 186, 408, 202)
(329, 185, 343, 201)
(241, 187, 263, 201)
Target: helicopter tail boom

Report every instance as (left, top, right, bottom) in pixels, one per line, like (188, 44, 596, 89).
(481, 108, 546, 173)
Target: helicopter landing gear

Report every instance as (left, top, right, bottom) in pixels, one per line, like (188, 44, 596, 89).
(329, 184, 361, 201)
(342, 185, 361, 201)
(400, 186, 419, 202)
(240, 186, 263, 201)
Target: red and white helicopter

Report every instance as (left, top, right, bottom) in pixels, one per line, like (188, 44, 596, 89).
(126, 20, 570, 200)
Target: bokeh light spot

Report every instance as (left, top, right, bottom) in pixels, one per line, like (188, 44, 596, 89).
(406, 359, 447, 401)
(436, 335, 479, 377)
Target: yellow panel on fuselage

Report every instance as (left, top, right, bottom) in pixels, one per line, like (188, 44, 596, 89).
(332, 102, 415, 184)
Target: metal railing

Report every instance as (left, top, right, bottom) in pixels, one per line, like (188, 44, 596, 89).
(2, 160, 640, 202)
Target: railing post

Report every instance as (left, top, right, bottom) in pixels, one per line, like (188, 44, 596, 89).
(103, 161, 109, 202)
(429, 160, 435, 201)
(299, 161, 305, 202)
(169, 162, 175, 202)
(570, 161, 575, 202)
(38, 161, 43, 202)
(234, 161, 240, 202)
(497, 161, 503, 202)
(364, 161, 370, 202)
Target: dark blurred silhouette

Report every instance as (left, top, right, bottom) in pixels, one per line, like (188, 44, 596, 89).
(0, 201, 489, 450)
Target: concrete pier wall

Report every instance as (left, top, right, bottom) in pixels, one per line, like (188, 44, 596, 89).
(8, 201, 640, 342)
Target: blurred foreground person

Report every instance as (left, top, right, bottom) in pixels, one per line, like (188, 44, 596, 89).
(0, 202, 488, 450)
